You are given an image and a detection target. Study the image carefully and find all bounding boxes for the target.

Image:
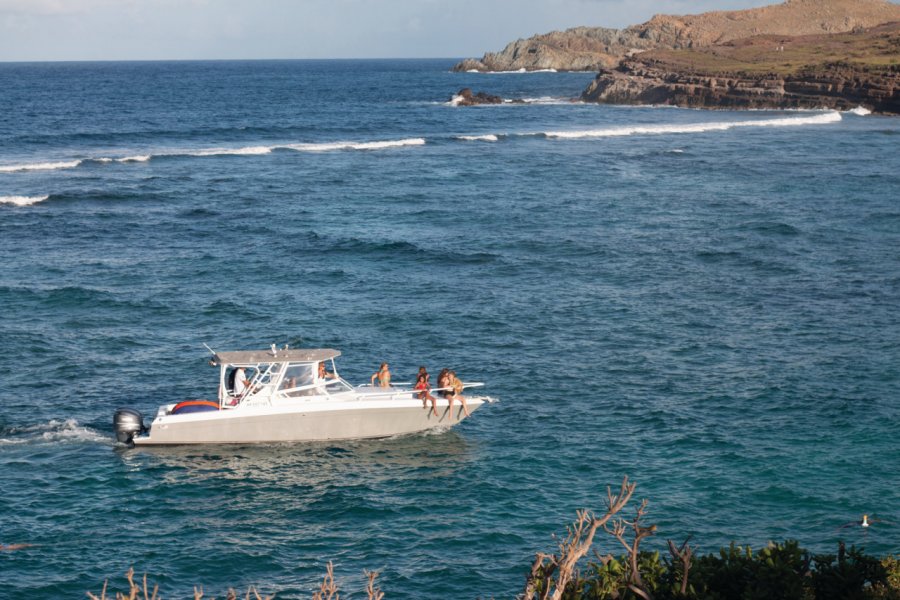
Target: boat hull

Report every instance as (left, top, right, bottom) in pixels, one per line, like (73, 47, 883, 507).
(133, 397, 485, 445)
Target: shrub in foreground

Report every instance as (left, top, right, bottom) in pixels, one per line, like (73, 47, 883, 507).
(86, 477, 899, 599)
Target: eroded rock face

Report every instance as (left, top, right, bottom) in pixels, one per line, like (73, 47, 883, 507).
(581, 61, 900, 114)
(454, 26, 642, 73)
(452, 0, 900, 72)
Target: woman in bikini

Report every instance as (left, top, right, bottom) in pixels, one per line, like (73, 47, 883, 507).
(370, 362, 391, 388)
(415, 371, 438, 416)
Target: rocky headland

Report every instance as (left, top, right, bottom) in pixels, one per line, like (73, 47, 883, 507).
(453, 0, 900, 73)
(581, 23, 900, 114)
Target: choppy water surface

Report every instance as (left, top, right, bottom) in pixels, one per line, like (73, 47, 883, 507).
(1, 60, 898, 599)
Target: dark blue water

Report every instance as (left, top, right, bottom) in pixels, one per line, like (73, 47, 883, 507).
(1, 59, 898, 599)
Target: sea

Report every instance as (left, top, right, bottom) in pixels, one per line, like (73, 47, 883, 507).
(1, 59, 898, 599)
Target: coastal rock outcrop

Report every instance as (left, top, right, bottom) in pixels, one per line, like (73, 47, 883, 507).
(449, 88, 505, 106)
(580, 23, 900, 115)
(453, 0, 900, 72)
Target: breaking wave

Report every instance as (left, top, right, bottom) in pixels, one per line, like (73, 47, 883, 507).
(541, 111, 842, 139)
(455, 134, 500, 142)
(0, 160, 81, 173)
(0, 195, 50, 206)
(0, 138, 427, 173)
(189, 145, 274, 156)
(483, 68, 558, 74)
(0, 114, 841, 175)
(283, 138, 426, 152)
(513, 96, 579, 105)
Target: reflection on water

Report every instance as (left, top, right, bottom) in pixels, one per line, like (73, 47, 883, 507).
(119, 430, 476, 488)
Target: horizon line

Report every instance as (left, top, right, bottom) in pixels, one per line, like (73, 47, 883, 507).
(0, 56, 468, 65)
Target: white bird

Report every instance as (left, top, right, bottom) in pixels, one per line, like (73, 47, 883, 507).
(838, 514, 892, 530)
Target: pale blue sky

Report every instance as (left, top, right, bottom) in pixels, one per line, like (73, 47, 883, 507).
(0, 0, 777, 62)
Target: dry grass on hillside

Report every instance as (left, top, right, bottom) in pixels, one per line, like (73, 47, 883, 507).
(642, 22, 900, 75)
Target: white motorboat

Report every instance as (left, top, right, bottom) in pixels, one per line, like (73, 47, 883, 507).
(113, 347, 493, 446)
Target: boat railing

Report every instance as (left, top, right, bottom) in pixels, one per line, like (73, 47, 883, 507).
(356, 382, 484, 400)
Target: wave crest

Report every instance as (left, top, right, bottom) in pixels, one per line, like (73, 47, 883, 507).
(0, 195, 50, 206)
(543, 111, 842, 139)
(284, 138, 426, 152)
(0, 160, 81, 173)
(455, 134, 500, 142)
(1, 138, 427, 174)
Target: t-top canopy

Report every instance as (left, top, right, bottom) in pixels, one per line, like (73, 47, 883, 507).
(213, 348, 340, 365)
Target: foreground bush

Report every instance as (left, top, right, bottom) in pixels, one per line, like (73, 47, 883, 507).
(88, 478, 899, 599)
(521, 477, 900, 600)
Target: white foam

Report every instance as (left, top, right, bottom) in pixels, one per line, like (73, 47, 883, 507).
(0, 160, 81, 173)
(117, 154, 152, 162)
(0, 138, 426, 173)
(542, 111, 842, 139)
(517, 96, 580, 105)
(847, 106, 872, 116)
(449, 94, 466, 107)
(2, 419, 107, 444)
(456, 134, 499, 142)
(0, 195, 50, 206)
(485, 68, 557, 74)
(189, 145, 273, 157)
(284, 138, 426, 152)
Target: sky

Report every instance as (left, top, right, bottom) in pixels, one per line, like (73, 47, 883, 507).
(0, 0, 780, 62)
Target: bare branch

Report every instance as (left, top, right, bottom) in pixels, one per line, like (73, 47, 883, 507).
(86, 579, 108, 600)
(518, 476, 638, 600)
(312, 561, 340, 600)
(667, 537, 694, 595)
(364, 570, 384, 600)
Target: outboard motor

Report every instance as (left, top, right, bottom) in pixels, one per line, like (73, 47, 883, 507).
(113, 408, 146, 445)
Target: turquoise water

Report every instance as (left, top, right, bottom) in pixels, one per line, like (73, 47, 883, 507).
(1, 59, 898, 598)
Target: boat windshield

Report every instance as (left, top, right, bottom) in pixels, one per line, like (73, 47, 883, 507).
(280, 364, 316, 396)
(276, 360, 352, 398)
(219, 357, 352, 405)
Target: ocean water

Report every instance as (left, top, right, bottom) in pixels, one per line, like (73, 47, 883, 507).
(1, 59, 898, 599)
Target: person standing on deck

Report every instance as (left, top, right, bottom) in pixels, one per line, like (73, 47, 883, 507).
(232, 367, 250, 399)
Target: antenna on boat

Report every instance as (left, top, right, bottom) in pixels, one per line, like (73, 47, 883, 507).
(203, 343, 217, 356)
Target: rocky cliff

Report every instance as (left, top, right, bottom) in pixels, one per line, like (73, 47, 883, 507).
(453, 0, 900, 72)
(580, 23, 900, 114)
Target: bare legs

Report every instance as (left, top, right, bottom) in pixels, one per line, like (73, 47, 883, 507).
(456, 393, 470, 417)
(444, 394, 470, 419)
(421, 392, 438, 417)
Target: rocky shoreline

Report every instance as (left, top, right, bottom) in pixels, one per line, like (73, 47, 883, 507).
(581, 24, 900, 115)
(452, 0, 900, 115)
(453, 0, 900, 73)
(582, 62, 900, 114)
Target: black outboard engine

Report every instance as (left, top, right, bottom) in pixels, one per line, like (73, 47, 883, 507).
(113, 408, 146, 445)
